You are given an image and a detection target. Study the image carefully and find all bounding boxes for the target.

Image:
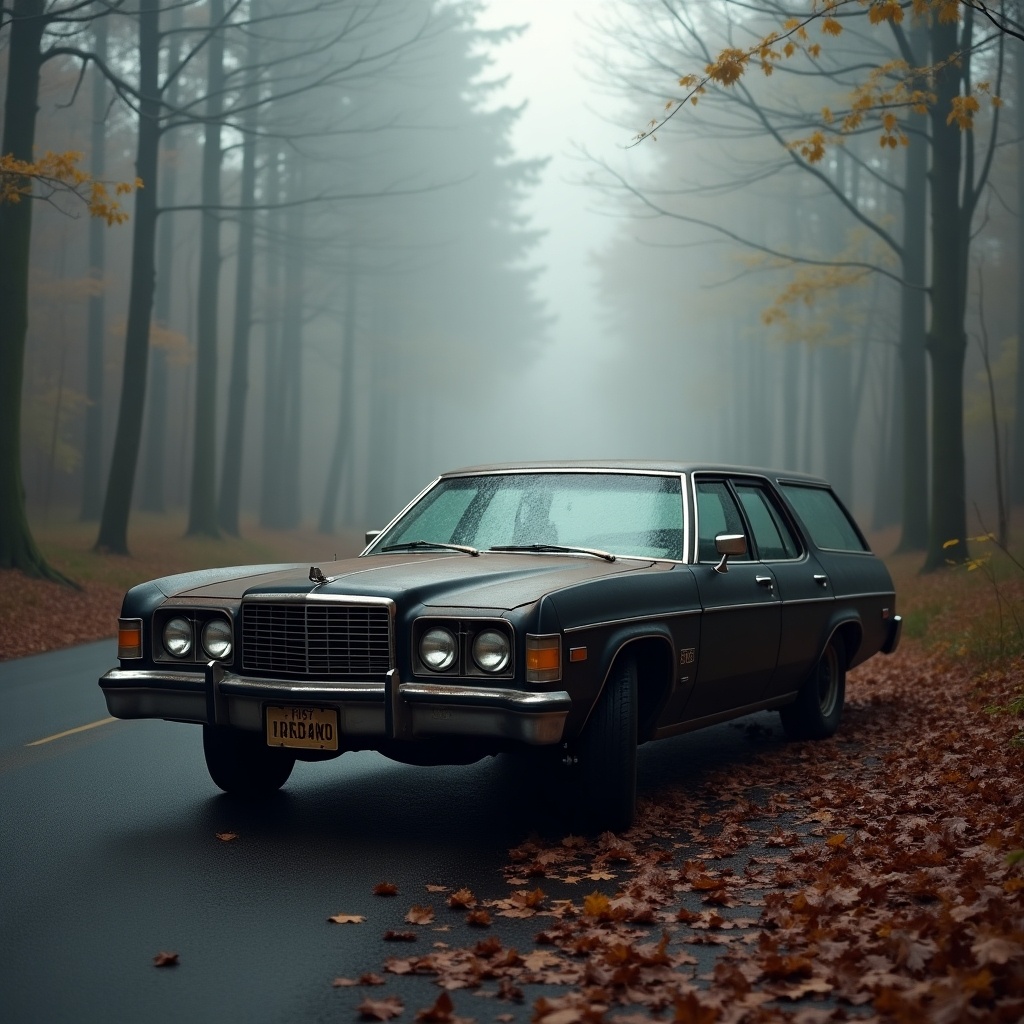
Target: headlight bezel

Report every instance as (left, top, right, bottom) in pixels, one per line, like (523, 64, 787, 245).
(154, 609, 235, 665)
(412, 618, 515, 679)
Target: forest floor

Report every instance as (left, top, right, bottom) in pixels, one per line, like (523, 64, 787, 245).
(1, 517, 1022, 1021)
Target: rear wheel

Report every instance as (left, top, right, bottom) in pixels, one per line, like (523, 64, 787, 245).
(203, 725, 295, 797)
(577, 656, 637, 833)
(778, 637, 846, 741)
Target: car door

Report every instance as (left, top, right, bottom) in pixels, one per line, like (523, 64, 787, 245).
(732, 480, 835, 701)
(686, 478, 781, 721)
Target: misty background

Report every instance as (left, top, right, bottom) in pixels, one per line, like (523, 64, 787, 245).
(4, 0, 1020, 552)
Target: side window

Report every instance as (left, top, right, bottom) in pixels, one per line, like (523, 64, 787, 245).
(735, 484, 799, 560)
(695, 480, 746, 562)
(780, 484, 867, 552)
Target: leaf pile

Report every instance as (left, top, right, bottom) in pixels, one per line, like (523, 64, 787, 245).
(358, 648, 1023, 1022)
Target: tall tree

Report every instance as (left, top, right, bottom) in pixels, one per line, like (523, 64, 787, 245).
(79, 13, 109, 522)
(186, 0, 226, 537)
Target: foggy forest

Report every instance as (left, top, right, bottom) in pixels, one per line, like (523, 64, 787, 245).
(1, 0, 1022, 576)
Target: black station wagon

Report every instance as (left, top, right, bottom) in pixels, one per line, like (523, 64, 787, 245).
(100, 462, 901, 831)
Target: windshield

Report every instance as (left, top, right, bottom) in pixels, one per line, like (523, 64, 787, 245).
(372, 472, 684, 560)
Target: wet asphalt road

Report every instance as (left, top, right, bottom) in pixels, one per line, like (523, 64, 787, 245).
(0, 641, 781, 1024)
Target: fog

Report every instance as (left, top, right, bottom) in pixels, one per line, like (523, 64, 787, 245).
(4, 0, 1020, 558)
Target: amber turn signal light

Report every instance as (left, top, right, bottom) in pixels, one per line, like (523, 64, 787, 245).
(118, 618, 143, 659)
(526, 634, 561, 683)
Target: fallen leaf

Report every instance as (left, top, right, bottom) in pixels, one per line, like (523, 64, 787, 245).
(327, 913, 366, 925)
(406, 905, 435, 925)
(214, 832, 238, 842)
(466, 909, 491, 927)
(414, 991, 454, 1022)
(357, 996, 404, 1021)
(383, 930, 417, 942)
(152, 951, 179, 968)
(374, 882, 399, 897)
(426, 884, 448, 893)
(448, 888, 476, 909)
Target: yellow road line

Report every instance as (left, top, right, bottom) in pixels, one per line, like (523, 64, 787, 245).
(27, 717, 117, 747)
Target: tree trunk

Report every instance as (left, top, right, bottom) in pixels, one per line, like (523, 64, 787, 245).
(79, 14, 108, 522)
(1012, 36, 1024, 503)
(95, 0, 161, 555)
(319, 273, 357, 534)
(259, 151, 286, 528)
(0, 0, 69, 581)
(895, 20, 930, 550)
(186, 0, 225, 538)
(217, 5, 260, 537)
(278, 161, 305, 529)
(139, 2, 182, 514)
(922, 17, 968, 570)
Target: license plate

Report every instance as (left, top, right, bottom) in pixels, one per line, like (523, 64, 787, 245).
(266, 706, 339, 751)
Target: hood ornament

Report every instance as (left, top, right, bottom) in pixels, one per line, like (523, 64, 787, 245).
(309, 566, 328, 586)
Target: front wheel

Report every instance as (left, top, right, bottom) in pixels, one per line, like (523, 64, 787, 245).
(778, 636, 846, 741)
(576, 656, 638, 833)
(203, 725, 296, 797)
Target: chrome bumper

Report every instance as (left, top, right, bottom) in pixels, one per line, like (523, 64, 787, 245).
(98, 665, 570, 746)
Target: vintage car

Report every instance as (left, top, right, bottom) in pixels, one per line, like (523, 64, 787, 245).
(100, 462, 901, 832)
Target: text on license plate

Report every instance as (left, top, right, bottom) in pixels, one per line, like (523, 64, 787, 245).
(266, 706, 339, 750)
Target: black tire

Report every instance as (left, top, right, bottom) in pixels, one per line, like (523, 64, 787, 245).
(778, 636, 846, 741)
(203, 725, 295, 797)
(576, 656, 638, 833)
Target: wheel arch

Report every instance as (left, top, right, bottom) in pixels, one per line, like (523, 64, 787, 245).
(825, 618, 861, 670)
(583, 630, 675, 743)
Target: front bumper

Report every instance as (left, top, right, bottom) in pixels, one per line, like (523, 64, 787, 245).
(98, 665, 570, 746)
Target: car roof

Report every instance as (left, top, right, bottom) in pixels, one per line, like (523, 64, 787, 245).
(440, 460, 829, 485)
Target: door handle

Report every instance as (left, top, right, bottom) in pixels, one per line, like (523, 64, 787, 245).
(813, 574, 829, 587)
(755, 575, 774, 590)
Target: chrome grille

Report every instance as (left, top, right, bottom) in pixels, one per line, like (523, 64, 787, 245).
(241, 601, 392, 676)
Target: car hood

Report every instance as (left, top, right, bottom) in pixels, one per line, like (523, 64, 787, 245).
(154, 552, 661, 611)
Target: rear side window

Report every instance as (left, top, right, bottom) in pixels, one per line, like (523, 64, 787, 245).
(780, 484, 866, 552)
(735, 484, 799, 560)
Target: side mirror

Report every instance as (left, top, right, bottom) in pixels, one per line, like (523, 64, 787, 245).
(713, 533, 746, 574)
(364, 530, 382, 547)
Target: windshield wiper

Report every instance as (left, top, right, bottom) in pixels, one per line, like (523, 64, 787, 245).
(489, 543, 616, 563)
(382, 540, 480, 557)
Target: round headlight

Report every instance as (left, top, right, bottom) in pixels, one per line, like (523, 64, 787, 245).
(420, 627, 457, 671)
(201, 618, 233, 660)
(472, 629, 511, 673)
(163, 617, 193, 658)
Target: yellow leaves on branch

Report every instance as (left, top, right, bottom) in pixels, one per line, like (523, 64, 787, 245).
(650, 1, 997, 155)
(0, 150, 140, 224)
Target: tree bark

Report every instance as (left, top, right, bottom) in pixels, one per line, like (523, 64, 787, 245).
(186, 0, 226, 537)
(895, 20, 930, 551)
(139, 2, 182, 514)
(0, 0, 70, 582)
(319, 272, 356, 534)
(922, 16, 968, 570)
(1012, 36, 1024, 503)
(95, 0, 162, 555)
(218, 6, 261, 537)
(258, 150, 286, 528)
(79, 14, 109, 522)
(277, 159, 305, 529)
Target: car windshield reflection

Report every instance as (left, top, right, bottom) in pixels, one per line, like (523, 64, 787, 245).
(373, 472, 684, 560)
